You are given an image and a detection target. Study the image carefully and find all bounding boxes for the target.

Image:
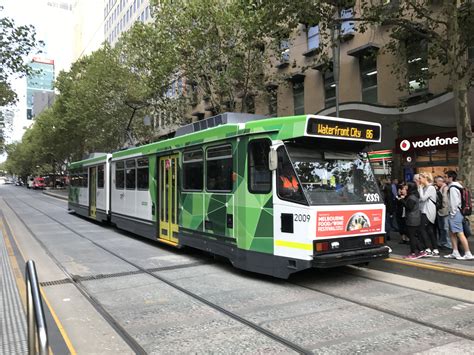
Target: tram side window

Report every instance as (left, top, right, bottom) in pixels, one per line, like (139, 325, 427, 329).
(126, 159, 136, 189)
(248, 140, 271, 193)
(206, 145, 232, 192)
(115, 161, 125, 189)
(183, 149, 203, 191)
(137, 158, 149, 190)
(82, 168, 88, 188)
(98, 165, 105, 188)
(277, 147, 306, 204)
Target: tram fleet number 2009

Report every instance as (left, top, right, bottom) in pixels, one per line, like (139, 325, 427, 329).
(294, 214, 311, 222)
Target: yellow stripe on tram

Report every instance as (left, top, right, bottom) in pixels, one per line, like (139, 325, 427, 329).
(275, 240, 313, 250)
(3, 218, 77, 355)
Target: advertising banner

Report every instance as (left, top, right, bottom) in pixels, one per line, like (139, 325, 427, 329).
(316, 209, 383, 237)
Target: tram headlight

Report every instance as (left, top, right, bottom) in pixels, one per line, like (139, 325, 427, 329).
(364, 238, 372, 245)
(331, 241, 340, 249)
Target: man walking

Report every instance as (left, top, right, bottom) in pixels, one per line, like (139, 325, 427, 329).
(444, 171, 473, 260)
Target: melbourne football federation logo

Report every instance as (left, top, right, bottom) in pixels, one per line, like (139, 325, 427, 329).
(400, 140, 411, 151)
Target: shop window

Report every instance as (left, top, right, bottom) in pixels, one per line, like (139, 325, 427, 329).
(183, 149, 203, 191)
(115, 161, 125, 189)
(406, 38, 428, 93)
(206, 145, 233, 192)
(293, 82, 304, 115)
(126, 159, 136, 189)
(248, 140, 271, 194)
(324, 70, 336, 108)
(137, 157, 149, 190)
(360, 51, 378, 103)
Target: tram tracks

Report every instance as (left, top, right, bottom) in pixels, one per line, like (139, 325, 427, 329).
(6, 193, 474, 352)
(5, 196, 313, 354)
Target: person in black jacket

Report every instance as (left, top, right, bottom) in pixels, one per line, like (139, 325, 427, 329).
(382, 182, 395, 241)
(401, 182, 427, 259)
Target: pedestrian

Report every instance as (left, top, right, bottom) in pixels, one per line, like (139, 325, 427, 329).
(382, 182, 395, 241)
(396, 184, 409, 244)
(418, 172, 440, 256)
(401, 182, 426, 259)
(444, 171, 473, 260)
(434, 176, 452, 251)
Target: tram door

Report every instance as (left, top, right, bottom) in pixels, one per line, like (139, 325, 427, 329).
(89, 166, 97, 219)
(158, 155, 179, 244)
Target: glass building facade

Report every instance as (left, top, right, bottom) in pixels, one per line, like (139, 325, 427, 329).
(26, 58, 55, 120)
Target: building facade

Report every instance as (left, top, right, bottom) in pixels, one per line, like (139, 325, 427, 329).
(26, 58, 55, 120)
(104, 0, 152, 45)
(250, 4, 474, 184)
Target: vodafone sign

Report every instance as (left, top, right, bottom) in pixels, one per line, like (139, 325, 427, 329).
(396, 132, 460, 153)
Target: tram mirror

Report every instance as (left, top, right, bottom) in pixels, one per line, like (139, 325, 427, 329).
(269, 148, 278, 171)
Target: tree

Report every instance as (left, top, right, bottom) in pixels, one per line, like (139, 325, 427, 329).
(255, 0, 473, 188)
(0, 6, 43, 106)
(146, 0, 267, 115)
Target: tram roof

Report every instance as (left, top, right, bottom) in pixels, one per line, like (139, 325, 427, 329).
(69, 153, 109, 169)
(111, 114, 310, 160)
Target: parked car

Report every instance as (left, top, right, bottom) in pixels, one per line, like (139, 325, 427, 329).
(32, 177, 46, 190)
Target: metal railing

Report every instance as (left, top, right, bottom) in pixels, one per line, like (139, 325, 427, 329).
(26, 260, 49, 355)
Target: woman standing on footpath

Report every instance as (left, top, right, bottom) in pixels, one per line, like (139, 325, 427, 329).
(418, 172, 440, 257)
(402, 182, 426, 259)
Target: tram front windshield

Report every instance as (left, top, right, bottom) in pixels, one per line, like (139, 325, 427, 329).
(285, 145, 381, 205)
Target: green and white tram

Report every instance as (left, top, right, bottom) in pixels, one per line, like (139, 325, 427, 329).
(68, 114, 389, 278)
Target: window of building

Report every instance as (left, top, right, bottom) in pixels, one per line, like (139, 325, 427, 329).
(183, 149, 203, 191)
(126, 159, 136, 189)
(280, 39, 290, 62)
(206, 145, 233, 192)
(98, 164, 105, 188)
(115, 161, 125, 189)
(324, 70, 336, 108)
(340, 8, 355, 37)
(293, 82, 304, 115)
(407, 38, 428, 93)
(137, 157, 149, 190)
(248, 140, 271, 194)
(360, 51, 378, 103)
(307, 25, 320, 51)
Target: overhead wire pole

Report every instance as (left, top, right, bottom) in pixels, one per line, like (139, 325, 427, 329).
(332, 12, 341, 118)
(124, 101, 149, 147)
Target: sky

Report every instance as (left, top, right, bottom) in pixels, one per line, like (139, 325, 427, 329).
(2, 0, 75, 152)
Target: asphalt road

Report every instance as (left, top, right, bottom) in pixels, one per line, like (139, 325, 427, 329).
(2, 185, 473, 354)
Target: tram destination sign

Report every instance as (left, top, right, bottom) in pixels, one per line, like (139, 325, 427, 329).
(306, 117, 381, 143)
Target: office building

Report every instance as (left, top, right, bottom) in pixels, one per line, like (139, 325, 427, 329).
(26, 58, 55, 120)
(104, 0, 152, 45)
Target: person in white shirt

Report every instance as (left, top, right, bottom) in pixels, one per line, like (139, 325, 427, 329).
(444, 170, 473, 260)
(418, 172, 439, 257)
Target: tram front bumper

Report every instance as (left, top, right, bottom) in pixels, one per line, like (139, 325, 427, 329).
(312, 246, 390, 268)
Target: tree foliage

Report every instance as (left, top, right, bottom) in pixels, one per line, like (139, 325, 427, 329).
(0, 6, 43, 106)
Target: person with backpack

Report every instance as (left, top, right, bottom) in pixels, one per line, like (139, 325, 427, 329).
(444, 170, 473, 260)
(434, 176, 452, 251)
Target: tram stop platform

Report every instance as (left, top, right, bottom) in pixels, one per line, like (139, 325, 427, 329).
(370, 230, 474, 291)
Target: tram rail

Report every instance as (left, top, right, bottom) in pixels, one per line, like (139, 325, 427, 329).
(4, 192, 474, 353)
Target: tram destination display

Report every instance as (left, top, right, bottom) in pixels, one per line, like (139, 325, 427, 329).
(306, 117, 381, 143)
